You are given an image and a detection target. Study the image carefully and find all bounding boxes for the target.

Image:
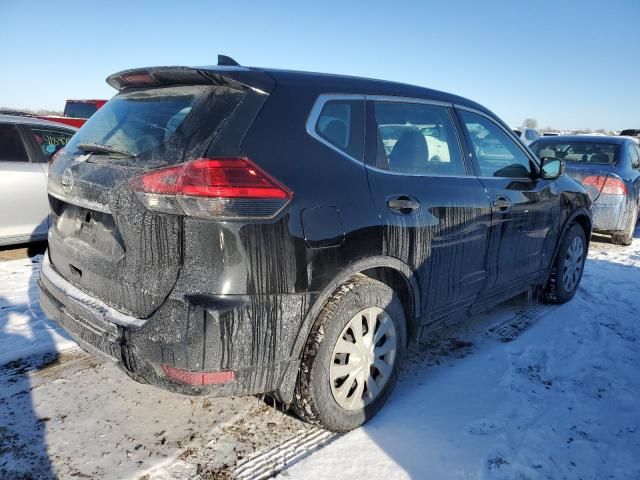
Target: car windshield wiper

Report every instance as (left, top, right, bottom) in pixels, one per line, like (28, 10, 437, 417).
(76, 142, 136, 158)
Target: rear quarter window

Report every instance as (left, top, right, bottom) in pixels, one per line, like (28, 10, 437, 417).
(313, 99, 364, 161)
(29, 126, 74, 162)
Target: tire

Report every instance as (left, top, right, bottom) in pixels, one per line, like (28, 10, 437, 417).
(543, 223, 587, 304)
(292, 274, 407, 432)
(611, 204, 638, 246)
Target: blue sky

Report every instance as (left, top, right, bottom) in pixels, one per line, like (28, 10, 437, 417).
(1, 0, 638, 130)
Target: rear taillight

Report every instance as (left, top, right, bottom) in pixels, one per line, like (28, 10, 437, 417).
(583, 175, 626, 196)
(129, 157, 293, 219)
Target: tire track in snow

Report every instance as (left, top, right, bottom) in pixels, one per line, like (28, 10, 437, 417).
(233, 427, 338, 480)
(234, 298, 557, 479)
(487, 301, 556, 343)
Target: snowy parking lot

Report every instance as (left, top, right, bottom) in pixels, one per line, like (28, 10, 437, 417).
(1, 229, 639, 479)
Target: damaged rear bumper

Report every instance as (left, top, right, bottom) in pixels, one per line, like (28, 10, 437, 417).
(39, 253, 311, 398)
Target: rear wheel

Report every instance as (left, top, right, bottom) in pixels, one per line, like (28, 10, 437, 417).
(292, 275, 406, 432)
(543, 223, 587, 304)
(611, 204, 638, 246)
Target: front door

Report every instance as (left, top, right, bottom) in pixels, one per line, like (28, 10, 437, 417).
(364, 99, 492, 322)
(456, 109, 561, 292)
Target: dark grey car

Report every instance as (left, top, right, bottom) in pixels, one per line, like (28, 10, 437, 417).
(531, 135, 640, 245)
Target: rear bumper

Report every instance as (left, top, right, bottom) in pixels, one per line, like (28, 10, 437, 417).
(39, 253, 311, 397)
(591, 194, 632, 233)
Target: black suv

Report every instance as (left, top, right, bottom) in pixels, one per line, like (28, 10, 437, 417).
(39, 57, 591, 431)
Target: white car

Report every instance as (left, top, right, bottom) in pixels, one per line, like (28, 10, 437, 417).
(0, 114, 76, 246)
(512, 127, 540, 146)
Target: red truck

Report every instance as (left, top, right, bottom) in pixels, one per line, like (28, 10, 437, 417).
(37, 99, 107, 128)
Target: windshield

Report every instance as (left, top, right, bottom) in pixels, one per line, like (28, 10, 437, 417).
(65, 85, 241, 160)
(64, 102, 98, 119)
(531, 141, 619, 165)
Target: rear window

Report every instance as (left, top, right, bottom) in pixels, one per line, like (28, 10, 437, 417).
(64, 102, 98, 119)
(531, 141, 618, 164)
(65, 85, 242, 160)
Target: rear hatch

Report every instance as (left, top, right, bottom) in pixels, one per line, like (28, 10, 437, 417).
(47, 76, 251, 318)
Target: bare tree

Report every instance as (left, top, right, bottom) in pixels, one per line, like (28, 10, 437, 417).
(522, 118, 538, 129)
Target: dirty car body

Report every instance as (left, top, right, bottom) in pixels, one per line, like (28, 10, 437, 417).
(39, 60, 592, 430)
(531, 135, 640, 244)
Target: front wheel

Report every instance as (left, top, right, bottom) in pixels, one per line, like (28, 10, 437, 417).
(543, 223, 587, 304)
(292, 275, 406, 432)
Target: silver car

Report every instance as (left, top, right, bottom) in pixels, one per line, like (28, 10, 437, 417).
(0, 114, 76, 246)
(512, 127, 541, 146)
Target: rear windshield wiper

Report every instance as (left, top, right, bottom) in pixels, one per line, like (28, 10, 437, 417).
(76, 142, 136, 158)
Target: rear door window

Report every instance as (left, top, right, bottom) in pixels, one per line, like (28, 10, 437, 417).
(460, 111, 534, 178)
(0, 124, 29, 162)
(314, 99, 364, 161)
(28, 127, 74, 162)
(371, 101, 466, 176)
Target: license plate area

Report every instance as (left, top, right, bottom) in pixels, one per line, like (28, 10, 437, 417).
(51, 197, 125, 258)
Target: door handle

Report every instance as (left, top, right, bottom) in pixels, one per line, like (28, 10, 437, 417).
(387, 197, 421, 212)
(492, 196, 512, 211)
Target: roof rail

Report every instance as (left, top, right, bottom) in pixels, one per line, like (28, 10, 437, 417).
(218, 54, 240, 67)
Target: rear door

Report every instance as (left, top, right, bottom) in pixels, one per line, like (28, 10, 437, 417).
(364, 98, 492, 322)
(457, 108, 561, 293)
(0, 123, 49, 242)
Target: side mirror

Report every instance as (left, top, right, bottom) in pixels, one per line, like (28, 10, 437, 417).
(540, 157, 565, 180)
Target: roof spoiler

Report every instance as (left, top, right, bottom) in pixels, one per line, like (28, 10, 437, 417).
(106, 64, 274, 94)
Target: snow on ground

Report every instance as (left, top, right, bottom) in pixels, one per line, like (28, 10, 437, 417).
(281, 231, 640, 480)
(0, 258, 305, 479)
(1, 231, 640, 479)
(0, 256, 76, 366)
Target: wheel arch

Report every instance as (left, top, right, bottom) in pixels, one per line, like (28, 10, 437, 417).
(543, 207, 591, 286)
(275, 255, 420, 404)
